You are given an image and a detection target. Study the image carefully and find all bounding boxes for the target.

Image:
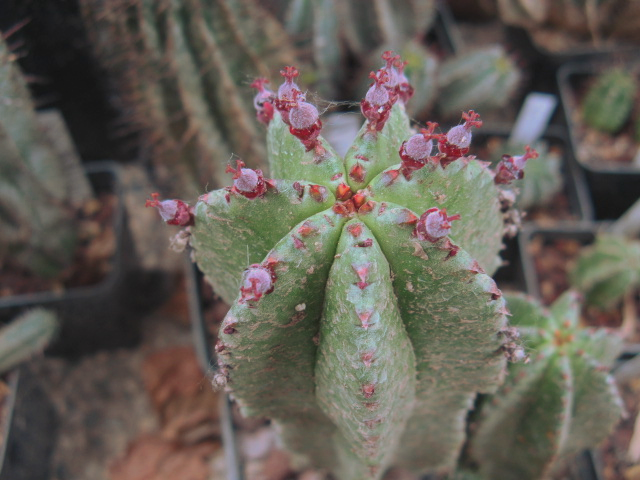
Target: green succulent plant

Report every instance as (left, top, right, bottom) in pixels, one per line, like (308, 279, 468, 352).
(0, 308, 59, 375)
(149, 53, 538, 479)
(571, 233, 640, 311)
(582, 68, 637, 135)
(79, 0, 298, 198)
(472, 291, 623, 480)
(0, 33, 92, 277)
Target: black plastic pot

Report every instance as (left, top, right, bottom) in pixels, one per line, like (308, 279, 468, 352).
(186, 258, 241, 480)
(0, 366, 57, 480)
(505, 25, 637, 69)
(0, 161, 141, 358)
(519, 221, 599, 301)
(0, 371, 19, 476)
(557, 59, 640, 220)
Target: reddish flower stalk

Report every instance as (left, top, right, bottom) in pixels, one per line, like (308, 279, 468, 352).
(251, 77, 275, 125)
(438, 110, 483, 166)
(145, 193, 193, 226)
(494, 145, 539, 185)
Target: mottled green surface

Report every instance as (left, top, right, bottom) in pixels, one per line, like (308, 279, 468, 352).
(343, 103, 413, 190)
(183, 72, 517, 479)
(267, 111, 346, 193)
(189, 180, 335, 304)
(316, 220, 416, 478)
(367, 158, 504, 275)
(473, 292, 623, 480)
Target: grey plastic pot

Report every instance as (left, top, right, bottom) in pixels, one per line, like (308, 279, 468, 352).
(0, 161, 141, 358)
(557, 58, 640, 220)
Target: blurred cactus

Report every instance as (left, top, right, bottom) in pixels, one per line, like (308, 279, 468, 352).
(435, 45, 522, 120)
(283, 0, 438, 100)
(79, 0, 298, 198)
(571, 233, 640, 311)
(0, 308, 59, 374)
(472, 291, 624, 480)
(149, 52, 537, 479)
(582, 68, 637, 135)
(0, 34, 92, 277)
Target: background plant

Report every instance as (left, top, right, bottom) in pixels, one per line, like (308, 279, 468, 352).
(472, 291, 623, 480)
(0, 33, 92, 278)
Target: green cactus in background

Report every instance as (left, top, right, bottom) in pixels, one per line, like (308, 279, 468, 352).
(149, 53, 540, 479)
(435, 45, 522, 120)
(570, 233, 640, 310)
(0, 308, 59, 375)
(582, 68, 637, 135)
(472, 291, 624, 480)
(79, 0, 299, 198)
(284, 0, 437, 99)
(0, 34, 92, 277)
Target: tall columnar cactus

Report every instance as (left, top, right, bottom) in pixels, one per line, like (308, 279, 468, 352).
(0, 34, 92, 277)
(570, 233, 640, 310)
(582, 68, 637, 135)
(472, 291, 623, 480)
(149, 53, 534, 479)
(79, 0, 298, 198)
(0, 308, 59, 375)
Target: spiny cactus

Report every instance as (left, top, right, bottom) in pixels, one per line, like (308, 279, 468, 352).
(149, 53, 536, 479)
(570, 233, 640, 311)
(435, 45, 522, 120)
(79, 0, 298, 198)
(582, 68, 637, 135)
(0, 33, 92, 277)
(472, 291, 624, 480)
(0, 308, 59, 375)
(284, 0, 437, 99)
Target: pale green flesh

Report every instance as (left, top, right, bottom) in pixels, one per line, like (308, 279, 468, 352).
(189, 95, 512, 479)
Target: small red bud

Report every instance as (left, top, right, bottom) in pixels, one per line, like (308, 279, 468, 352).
(494, 145, 539, 185)
(336, 183, 353, 201)
(239, 265, 275, 303)
(145, 193, 193, 226)
(251, 77, 275, 125)
(349, 163, 366, 183)
(226, 160, 267, 198)
(308, 184, 328, 203)
(415, 207, 461, 243)
(438, 111, 482, 165)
